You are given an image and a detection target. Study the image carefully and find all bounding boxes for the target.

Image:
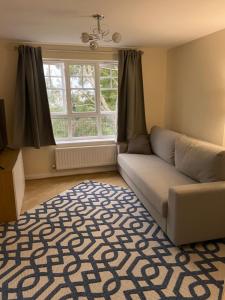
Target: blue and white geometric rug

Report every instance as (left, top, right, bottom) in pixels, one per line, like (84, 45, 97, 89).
(0, 181, 225, 300)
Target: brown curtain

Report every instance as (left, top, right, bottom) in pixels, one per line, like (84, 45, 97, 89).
(13, 45, 55, 149)
(117, 49, 147, 142)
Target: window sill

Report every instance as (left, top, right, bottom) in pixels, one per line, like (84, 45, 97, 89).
(56, 138, 116, 147)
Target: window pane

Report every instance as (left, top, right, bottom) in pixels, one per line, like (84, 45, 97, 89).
(71, 90, 96, 112)
(100, 78, 111, 89)
(100, 66, 111, 77)
(50, 64, 63, 76)
(44, 62, 66, 117)
(112, 78, 118, 88)
(101, 115, 116, 136)
(43, 64, 49, 76)
(83, 77, 95, 88)
(47, 90, 65, 113)
(51, 77, 63, 88)
(100, 63, 118, 77)
(100, 90, 117, 112)
(112, 69, 118, 77)
(70, 77, 82, 88)
(69, 65, 82, 76)
(72, 117, 97, 137)
(45, 77, 51, 88)
(52, 119, 69, 138)
(83, 65, 95, 76)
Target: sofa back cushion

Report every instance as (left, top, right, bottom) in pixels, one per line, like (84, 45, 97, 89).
(175, 136, 225, 182)
(150, 126, 181, 165)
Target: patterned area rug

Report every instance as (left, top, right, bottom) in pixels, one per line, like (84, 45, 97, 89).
(0, 181, 225, 300)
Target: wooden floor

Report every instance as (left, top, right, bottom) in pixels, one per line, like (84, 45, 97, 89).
(22, 171, 127, 213)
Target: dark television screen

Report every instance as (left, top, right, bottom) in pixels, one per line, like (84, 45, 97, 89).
(0, 99, 8, 150)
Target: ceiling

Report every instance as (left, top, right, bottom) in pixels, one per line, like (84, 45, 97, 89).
(1, 0, 225, 48)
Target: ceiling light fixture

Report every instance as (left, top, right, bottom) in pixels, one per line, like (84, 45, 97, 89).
(81, 14, 122, 50)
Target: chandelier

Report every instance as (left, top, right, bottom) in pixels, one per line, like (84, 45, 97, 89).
(81, 14, 122, 50)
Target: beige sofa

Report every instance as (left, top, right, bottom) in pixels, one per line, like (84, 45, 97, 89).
(117, 126, 225, 246)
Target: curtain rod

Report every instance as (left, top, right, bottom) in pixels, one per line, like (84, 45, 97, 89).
(13, 45, 140, 54)
(45, 48, 143, 54)
(13, 46, 117, 54)
(45, 48, 118, 54)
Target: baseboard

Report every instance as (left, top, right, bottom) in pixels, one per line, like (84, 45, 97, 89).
(25, 165, 117, 180)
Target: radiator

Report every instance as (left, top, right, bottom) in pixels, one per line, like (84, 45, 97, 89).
(55, 144, 117, 170)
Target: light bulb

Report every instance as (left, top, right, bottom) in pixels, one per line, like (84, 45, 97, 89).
(81, 32, 90, 43)
(112, 32, 121, 43)
(90, 41, 98, 50)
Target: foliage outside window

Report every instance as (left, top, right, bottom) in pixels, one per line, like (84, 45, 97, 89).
(43, 60, 118, 141)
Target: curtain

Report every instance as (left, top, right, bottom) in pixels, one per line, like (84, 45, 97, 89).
(117, 49, 147, 142)
(13, 45, 55, 149)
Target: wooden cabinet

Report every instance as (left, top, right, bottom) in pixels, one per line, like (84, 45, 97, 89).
(0, 149, 25, 222)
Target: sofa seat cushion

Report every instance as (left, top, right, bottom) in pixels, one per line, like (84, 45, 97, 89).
(118, 153, 196, 217)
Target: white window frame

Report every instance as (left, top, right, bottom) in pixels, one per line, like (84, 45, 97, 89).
(43, 59, 118, 143)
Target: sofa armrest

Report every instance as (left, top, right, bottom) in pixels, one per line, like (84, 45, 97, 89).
(117, 142, 128, 154)
(167, 182, 225, 245)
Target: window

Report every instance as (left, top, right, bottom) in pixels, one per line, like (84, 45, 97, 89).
(43, 60, 118, 142)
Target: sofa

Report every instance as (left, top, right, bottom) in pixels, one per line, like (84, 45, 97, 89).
(117, 126, 225, 245)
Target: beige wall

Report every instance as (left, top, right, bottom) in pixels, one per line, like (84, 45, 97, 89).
(142, 48, 167, 131)
(0, 41, 18, 140)
(165, 29, 225, 146)
(2, 29, 225, 179)
(0, 40, 167, 178)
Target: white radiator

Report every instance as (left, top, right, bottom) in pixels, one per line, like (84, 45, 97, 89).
(55, 144, 117, 170)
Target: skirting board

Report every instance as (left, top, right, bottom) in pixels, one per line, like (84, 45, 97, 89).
(25, 165, 117, 180)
